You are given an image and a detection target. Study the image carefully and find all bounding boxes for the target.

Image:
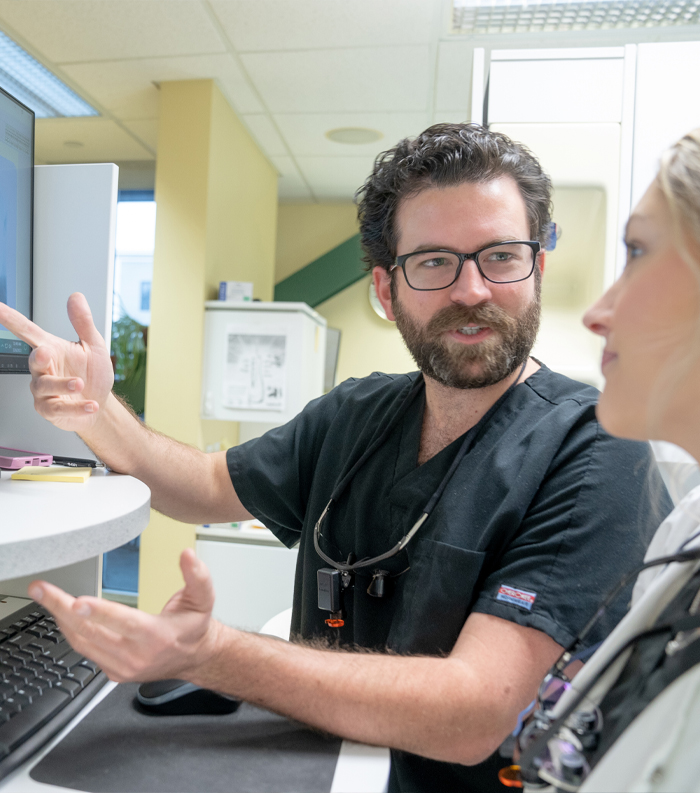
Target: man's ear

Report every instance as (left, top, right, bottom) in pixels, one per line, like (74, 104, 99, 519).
(538, 251, 545, 277)
(372, 267, 396, 322)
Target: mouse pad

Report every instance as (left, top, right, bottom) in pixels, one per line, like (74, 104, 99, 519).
(30, 683, 342, 792)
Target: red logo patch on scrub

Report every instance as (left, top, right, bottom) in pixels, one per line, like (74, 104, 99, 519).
(496, 585, 537, 611)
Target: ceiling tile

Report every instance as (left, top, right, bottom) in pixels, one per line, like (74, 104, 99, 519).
(61, 54, 264, 120)
(242, 115, 288, 158)
(35, 117, 153, 164)
(241, 47, 432, 113)
(435, 41, 472, 112)
(210, 0, 438, 51)
(296, 155, 378, 201)
(271, 156, 313, 201)
(0, 0, 226, 63)
(274, 112, 429, 158)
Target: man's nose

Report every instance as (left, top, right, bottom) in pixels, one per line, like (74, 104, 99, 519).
(448, 258, 493, 305)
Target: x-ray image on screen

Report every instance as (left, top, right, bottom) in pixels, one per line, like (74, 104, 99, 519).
(0, 153, 18, 308)
(0, 85, 33, 372)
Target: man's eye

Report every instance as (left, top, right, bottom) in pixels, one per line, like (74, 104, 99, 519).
(484, 251, 513, 262)
(419, 257, 448, 268)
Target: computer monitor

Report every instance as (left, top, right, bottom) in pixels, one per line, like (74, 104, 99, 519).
(0, 85, 33, 374)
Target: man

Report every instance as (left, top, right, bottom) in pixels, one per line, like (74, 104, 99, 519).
(0, 124, 668, 792)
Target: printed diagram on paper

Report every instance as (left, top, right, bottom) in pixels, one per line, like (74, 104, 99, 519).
(223, 326, 287, 411)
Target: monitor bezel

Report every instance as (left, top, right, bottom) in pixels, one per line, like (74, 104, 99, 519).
(0, 83, 34, 375)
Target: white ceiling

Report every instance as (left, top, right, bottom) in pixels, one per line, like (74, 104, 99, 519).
(1, 0, 699, 201)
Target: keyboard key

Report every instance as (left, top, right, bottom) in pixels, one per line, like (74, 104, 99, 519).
(0, 687, 70, 753)
(0, 664, 13, 680)
(17, 685, 42, 703)
(1, 698, 21, 717)
(42, 632, 61, 644)
(46, 642, 72, 661)
(0, 683, 15, 700)
(33, 675, 55, 690)
(54, 651, 83, 671)
(28, 637, 55, 656)
(7, 675, 28, 690)
(8, 634, 31, 649)
(52, 679, 81, 699)
(11, 693, 31, 710)
(79, 659, 99, 674)
(63, 667, 94, 688)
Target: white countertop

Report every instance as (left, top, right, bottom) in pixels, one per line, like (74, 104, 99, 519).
(0, 469, 150, 579)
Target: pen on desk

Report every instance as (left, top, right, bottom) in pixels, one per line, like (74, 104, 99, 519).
(51, 456, 105, 468)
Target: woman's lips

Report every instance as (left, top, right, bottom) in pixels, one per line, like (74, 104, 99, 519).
(601, 349, 617, 370)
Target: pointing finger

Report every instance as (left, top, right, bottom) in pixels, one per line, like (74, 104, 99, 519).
(67, 293, 105, 349)
(0, 302, 49, 349)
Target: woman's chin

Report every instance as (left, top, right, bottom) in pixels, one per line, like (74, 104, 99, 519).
(595, 394, 649, 441)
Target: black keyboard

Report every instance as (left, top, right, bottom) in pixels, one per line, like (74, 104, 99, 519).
(0, 600, 106, 781)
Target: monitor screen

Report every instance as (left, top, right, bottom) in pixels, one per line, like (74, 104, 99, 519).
(0, 85, 33, 374)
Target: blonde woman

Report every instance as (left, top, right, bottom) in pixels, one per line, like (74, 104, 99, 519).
(518, 131, 700, 792)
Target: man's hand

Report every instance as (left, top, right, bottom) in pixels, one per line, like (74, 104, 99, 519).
(0, 293, 114, 432)
(27, 549, 219, 684)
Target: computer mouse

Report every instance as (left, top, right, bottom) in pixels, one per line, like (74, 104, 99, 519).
(135, 679, 241, 716)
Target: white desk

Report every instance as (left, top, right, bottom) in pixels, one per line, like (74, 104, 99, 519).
(0, 469, 150, 582)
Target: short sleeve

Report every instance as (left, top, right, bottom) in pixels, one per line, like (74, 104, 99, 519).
(471, 419, 671, 649)
(226, 381, 357, 548)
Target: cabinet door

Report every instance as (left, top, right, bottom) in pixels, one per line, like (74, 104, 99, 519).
(197, 539, 298, 632)
(633, 41, 700, 206)
(489, 50, 625, 124)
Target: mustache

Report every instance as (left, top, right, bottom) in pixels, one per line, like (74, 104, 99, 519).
(425, 303, 515, 336)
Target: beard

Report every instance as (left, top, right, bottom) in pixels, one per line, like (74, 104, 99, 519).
(392, 278, 541, 390)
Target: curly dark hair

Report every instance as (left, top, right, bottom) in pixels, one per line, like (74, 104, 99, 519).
(356, 123, 553, 272)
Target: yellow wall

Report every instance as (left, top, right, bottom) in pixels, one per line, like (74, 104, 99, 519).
(140, 79, 277, 613)
(275, 203, 358, 283)
(274, 202, 415, 383)
(316, 275, 416, 383)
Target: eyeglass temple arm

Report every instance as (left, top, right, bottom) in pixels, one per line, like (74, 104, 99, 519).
(314, 505, 428, 573)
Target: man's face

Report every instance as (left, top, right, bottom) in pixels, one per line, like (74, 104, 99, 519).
(374, 177, 543, 390)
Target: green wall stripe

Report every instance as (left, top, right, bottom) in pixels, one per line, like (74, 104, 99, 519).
(274, 233, 366, 307)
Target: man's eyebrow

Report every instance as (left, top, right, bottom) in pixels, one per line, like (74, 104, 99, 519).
(403, 237, 521, 254)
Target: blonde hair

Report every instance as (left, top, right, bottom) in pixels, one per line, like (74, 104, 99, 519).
(658, 129, 700, 274)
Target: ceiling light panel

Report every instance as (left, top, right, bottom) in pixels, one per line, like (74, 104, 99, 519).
(453, 0, 700, 33)
(0, 30, 97, 117)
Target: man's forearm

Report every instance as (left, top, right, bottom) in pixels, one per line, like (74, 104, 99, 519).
(188, 625, 520, 765)
(79, 393, 248, 524)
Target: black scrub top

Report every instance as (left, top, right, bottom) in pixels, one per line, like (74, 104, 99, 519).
(227, 366, 670, 793)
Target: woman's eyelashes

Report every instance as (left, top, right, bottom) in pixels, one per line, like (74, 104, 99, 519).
(624, 239, 645, 265)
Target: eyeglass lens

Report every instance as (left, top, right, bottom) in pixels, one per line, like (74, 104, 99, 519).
(403, 243, 535, 289)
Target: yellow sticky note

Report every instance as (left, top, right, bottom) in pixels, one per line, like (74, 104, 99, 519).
(11, 466, 92, 483)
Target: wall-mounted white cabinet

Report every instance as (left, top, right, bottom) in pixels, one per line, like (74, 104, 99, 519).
(201, 301, 326, 427)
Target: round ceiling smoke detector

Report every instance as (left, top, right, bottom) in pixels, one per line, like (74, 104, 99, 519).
(325, 127, 383, 145)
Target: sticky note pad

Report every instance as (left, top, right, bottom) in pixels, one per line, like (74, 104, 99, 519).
(11, 466, 92, 483)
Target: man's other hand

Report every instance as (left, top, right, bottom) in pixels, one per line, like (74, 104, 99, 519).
(0, 292, 114, 432)
(27, 549, 218, 684)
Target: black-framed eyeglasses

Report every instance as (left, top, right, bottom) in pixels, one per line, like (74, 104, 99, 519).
(392, 240, 541, 291)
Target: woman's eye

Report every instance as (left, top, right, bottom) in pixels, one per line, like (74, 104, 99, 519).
(624, 241, 644, 264)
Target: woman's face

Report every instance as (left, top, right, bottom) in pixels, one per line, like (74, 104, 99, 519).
(584, 181, 700, 444)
